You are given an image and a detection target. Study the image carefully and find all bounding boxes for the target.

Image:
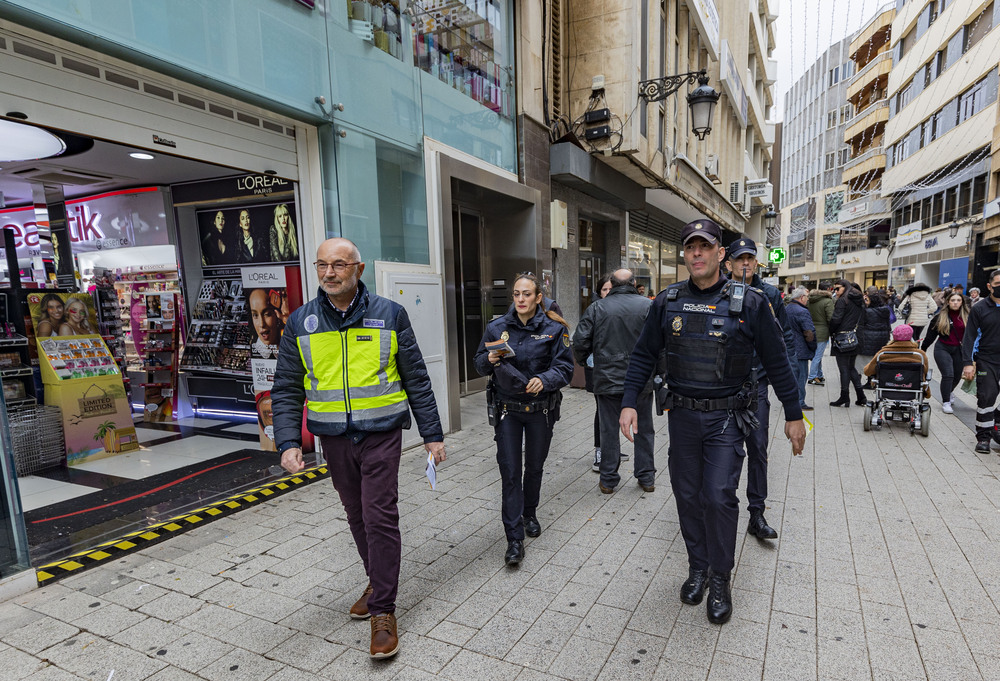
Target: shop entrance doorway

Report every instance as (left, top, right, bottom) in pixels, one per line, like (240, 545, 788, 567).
(452, 207, 488, 394)
(0, 126, 312, 565)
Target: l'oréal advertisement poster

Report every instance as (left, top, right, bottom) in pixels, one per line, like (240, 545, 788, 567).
(198, 202, 299, 269)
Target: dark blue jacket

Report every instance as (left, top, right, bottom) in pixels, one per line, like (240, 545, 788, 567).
(785, 299, 817, 360)
(622, 275, 803, 422)
(271, 281, 443, 449)
(749, 274, 797, 372)
(473, 307, 574, 400)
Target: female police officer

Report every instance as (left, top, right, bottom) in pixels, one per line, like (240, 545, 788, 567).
(474, 273, 574, 566)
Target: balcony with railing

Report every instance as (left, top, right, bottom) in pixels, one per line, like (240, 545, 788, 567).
(846, 53, 891, 102)
(842, 146, 887, 185)
(844, 100, 889, 143)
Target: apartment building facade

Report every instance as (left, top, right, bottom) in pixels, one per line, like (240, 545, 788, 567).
(529, 0, 778, 327)
(883, 0, 1000, 291)
(777, 36, 856, 285)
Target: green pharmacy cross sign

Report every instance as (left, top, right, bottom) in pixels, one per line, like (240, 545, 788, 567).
(768, 248, 786, 264)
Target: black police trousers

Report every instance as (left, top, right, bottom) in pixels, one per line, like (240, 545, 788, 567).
(974, 358, 1000, 442)
(667, 407, 745, 575)
(743, 379, 770, 513)
(494, 409, 554, 541)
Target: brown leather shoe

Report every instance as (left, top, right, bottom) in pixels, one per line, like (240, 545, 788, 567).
(350, 583, 373, 620)
(599, 483, 614, 494)
(638, 481, 655, 493)
(370, 613, 399, 659)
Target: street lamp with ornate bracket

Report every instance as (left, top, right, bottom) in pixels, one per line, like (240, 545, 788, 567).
(638, 70, 720, 140)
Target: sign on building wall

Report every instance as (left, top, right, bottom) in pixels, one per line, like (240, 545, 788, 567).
(824, 191, 844, 224)
(746, 179, 772, 203)
(896, 220, 922, 246)
(822, 233, 840, 264)
(720, 40, 748, 128)
(689, 0, 721, 61)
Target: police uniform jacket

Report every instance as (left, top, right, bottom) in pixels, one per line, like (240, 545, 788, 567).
(473, 307, 574, 402)
(271, 280, 443, 450)
(621, 275, 803, 422)
(748, 274, 796, 373)
(572, 284, 655, 395)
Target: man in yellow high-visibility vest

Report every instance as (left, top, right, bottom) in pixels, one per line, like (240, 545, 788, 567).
(273, 237, 446, 660)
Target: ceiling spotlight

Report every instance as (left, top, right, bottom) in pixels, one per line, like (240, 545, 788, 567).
(129, 152, 155, 160)
(0, 119, 66, 162)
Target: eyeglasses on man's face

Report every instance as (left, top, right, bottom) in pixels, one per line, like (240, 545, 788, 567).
(314, 261, 361, 274)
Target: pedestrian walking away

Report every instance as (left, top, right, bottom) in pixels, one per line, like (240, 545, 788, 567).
(474, 272, 573, 567)
(857, 290, 892, 390)
(899, 283, 935, 341)
(620, 219, 806, 626)
(271, 238, 446, 660)
(829, 279, 867, 407)
(725, 236, 797, 541)
(921, 291, 969, 414)
(807, 283, 834, 385)
(573, 268, 657, 496)
(961, 269, 1000, 453)
(584, 275, 613, 472)
(785, 287, 817, 411)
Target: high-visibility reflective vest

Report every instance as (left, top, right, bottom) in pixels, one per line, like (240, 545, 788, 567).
(298, 325, 409, 430)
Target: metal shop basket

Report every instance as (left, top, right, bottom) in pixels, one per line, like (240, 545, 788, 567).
(11, 404, 65, 477)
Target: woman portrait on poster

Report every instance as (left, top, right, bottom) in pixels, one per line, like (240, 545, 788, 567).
(59, 296, 95, 336)
(36, 293, 65, 337)
(201, 210, 234, 265)
(269, 204, 298, 261)
(249, 288, 285, 358)
(236, 209, 270, 263)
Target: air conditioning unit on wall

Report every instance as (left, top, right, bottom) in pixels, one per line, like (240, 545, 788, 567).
(730, 181, 742, 208)
(705, 154, 721, 183)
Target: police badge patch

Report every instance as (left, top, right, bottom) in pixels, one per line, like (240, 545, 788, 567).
(500, 330, 509, 341)
(672, 316, 683, 332)
(562, 334, 571, 347)
(304, 314, 319, 333)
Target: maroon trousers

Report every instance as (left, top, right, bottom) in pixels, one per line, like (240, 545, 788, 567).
(320, 429, 402, 616)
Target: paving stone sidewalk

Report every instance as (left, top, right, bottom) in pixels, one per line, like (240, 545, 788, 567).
(2, 356, 1000, 680)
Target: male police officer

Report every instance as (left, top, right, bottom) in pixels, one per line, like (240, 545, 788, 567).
(619, 219, 806, 624)
(726, 236, 796, 541)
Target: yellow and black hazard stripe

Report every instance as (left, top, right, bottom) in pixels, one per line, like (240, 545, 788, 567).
(36, 465, 329, 587)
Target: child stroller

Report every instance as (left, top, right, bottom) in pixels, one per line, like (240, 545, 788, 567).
(863, 350, 932, 437)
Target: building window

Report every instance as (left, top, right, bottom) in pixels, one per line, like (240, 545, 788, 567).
(965, 3, 994, 51)
(827, 110, 837, 129)
(829, 66, 840, 86)
(897, 82, 913, 112)
(412, 0, 513, 118)
(839, 148, 850, 166)
(825, 152, 836, 170)
(959, 78, 986, 122)
(840, 104, 853, 124)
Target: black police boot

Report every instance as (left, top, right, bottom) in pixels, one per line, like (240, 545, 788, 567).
(975, 439, 991, 454)
(706, 572, 733, 625)
(504, 540, 524, 566)
(523, 515, 541, 538)
(747, 509, 778, 540)
(679, 568, 709, 605)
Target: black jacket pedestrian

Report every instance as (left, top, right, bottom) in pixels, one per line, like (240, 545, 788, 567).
(572, 284, 654, 395)
(474, 307, 574, 401)
(857, 297, 892, 356)
(829, 288, 865, 356)
(961, 296, 1000, 365)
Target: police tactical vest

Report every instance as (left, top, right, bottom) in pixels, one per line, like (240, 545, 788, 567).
(664, 281, 756, 395)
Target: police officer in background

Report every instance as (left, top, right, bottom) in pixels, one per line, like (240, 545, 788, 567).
(475, 272, 574, 566)
(726, 236, 796, 541)
(619, 219, 806, 625)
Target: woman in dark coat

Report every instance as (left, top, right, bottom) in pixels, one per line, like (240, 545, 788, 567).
(858, 291, 892, 389)
(828, 279, 867, 407)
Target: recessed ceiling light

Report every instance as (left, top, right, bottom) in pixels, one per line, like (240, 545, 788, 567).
(0, 119, 66, 162)
(129, 152, 154, 160)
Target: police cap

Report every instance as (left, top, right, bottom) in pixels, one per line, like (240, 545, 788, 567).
(727, 234, 757, 259)
(680, 219, 723, 246)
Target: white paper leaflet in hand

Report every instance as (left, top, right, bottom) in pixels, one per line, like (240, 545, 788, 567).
(425, 452, 436, 490)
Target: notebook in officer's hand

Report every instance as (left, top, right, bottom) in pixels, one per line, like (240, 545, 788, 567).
(485, 338, 516, 357)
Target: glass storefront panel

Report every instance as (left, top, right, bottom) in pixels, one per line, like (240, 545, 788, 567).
(0, 395, 31, 578)
(331, 127, 430, 275)
(659, 242, 678, 293)
(628, 232, 659, 295)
